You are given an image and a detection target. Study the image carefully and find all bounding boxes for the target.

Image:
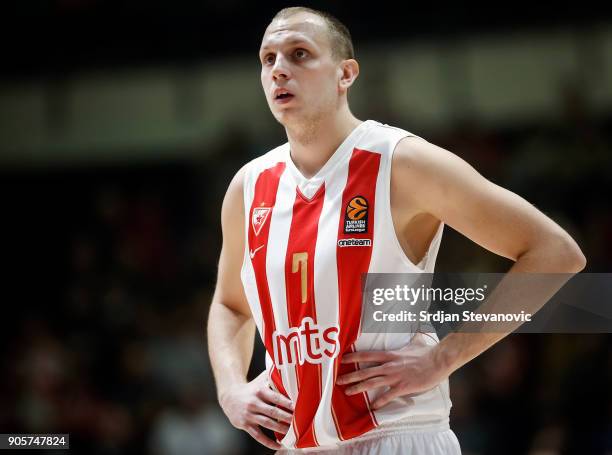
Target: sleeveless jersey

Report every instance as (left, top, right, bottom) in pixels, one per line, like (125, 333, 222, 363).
(240, 120, 451, 450)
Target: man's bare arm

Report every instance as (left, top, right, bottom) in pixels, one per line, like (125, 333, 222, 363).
(338, 136, 586, 408)
(392, 136, 585, 369)
(208, 165, 255, 394)
(207, 166, 293, 450)
(392, 136, 585, 270)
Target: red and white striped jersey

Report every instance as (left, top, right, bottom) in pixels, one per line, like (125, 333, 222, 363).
(240, 120, 451, 450)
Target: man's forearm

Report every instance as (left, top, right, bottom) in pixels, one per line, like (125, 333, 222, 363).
(434, 238, 586, 374)
(207, 301, 257, 399)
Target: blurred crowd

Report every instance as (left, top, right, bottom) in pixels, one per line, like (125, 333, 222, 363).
(0, 81, 611, 455)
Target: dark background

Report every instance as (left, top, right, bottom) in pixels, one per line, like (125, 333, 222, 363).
(1, 1, 611, 454)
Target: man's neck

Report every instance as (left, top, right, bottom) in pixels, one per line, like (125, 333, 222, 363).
(285, 111, 363, 179)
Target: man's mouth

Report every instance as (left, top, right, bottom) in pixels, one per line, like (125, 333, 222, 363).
(273, 89, 295, 104)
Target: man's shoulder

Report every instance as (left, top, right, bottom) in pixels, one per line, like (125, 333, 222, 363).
(243, 142, 290, 174)
(231, 142, 289, 193)
(392, 134, 450, 168)
(367, 120, 423, 139)
(391, 133, 469, 197)
(358, 120, 426, 154)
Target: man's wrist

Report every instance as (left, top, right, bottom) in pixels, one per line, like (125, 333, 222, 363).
(217, 377, 248, 404)
(432, 336, 461, 376)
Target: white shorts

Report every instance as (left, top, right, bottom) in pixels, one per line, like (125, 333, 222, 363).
(275, 419, 462, 455)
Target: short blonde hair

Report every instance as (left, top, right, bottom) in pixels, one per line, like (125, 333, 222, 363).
(272, 7, 355, 61)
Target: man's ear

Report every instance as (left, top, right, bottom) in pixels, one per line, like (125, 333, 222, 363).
(338, 59, 359, 92)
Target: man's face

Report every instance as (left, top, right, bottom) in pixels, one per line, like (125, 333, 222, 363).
(259, 13, 341, 126)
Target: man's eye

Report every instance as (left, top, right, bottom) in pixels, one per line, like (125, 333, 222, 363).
(294, 49, 308, 59)
(263, 54, 275, 65)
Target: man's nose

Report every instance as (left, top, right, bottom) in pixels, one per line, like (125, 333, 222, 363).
(272, 54, 291, 80)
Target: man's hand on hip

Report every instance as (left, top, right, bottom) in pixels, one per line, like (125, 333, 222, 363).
(219, 370, 294, 450)
(336, 333, 450, 410)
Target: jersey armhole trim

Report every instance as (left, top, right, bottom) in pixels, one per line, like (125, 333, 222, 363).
(385, 135, 443, 272)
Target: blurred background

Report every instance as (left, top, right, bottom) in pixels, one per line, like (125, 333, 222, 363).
(1, 1, 611, 454)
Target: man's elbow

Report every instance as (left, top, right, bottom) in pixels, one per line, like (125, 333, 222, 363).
(554, 234, 587, 273)
(522, 232, 587, 273)
(568, 247, 587, 273)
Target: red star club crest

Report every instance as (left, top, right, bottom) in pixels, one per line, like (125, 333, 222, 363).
(252, 207, 271, 236)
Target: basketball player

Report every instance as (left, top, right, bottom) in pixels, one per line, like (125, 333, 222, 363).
(207, 7, 586, 454)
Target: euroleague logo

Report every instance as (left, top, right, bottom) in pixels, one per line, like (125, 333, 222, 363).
(344, 195, 368, 234)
